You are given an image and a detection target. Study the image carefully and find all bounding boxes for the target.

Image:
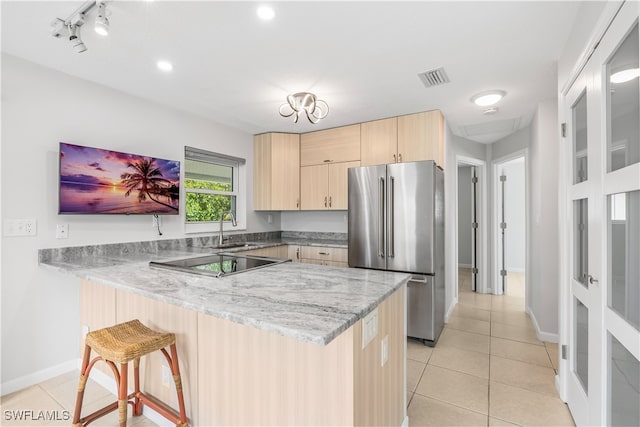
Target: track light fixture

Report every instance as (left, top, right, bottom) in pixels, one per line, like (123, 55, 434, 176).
(50, 1, 111, 53)
(94, 1, 109, 36)
(68, 24, 87, 53)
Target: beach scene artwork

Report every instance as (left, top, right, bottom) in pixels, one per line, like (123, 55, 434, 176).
(59, 143, 180, 214)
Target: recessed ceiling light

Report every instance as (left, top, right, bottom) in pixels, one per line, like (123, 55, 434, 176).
(156, 60, 173, 72)
(610, 68, 640, 83)
(257, 5, 275, 20)
(471, 90, 506, 107)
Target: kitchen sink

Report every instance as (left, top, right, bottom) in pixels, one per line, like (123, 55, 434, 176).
(207, 242, 261, 250)
(149, 252, 289, 278)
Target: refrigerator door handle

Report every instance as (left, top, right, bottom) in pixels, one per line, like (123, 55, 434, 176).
(388, 176, 395, 258)
(379, 177, 385, 257)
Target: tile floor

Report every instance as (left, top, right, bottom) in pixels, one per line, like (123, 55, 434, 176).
(1, 269, 574, 427)
(0, 370, 156, 426)
(407, 268, 575, 426)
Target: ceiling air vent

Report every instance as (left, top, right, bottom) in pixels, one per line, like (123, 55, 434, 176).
(418, 67, 450, 88)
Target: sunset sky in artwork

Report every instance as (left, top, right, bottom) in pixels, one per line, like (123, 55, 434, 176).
(60, 143, 180, 188)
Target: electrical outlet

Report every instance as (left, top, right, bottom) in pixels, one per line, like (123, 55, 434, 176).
(3, 219, 37, 236)
(56, 224, 69, 239)
(381, 335, 389, 366)
(267, 214, 273, 224)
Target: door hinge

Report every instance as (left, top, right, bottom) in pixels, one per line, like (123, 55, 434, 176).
(500, 175, 507, 182)
(561, 344, 568, 360)
(472, 222, 479, 229)
(500, 222, 507, 229)
(500, 270, 507, 277)
(472, 267, 479, 274)
(561, 122, 567, 138)
(471, 176, 478, 184)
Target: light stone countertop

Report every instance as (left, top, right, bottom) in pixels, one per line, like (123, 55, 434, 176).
(40, 241, 408, 346)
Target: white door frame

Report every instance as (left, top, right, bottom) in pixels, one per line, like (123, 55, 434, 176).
(454, 155, 488, 296)
(491, 149, 529, 299)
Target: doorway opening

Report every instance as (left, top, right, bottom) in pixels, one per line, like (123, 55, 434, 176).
(492, 152, 527, 301)
(455, 156, 487, 299)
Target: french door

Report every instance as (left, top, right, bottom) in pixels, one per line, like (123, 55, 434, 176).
(563, 2, 640, 426)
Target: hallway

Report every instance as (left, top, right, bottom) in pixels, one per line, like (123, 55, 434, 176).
(407, 268, 575, 426)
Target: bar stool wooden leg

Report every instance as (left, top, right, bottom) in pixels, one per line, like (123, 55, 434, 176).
(118, 362, 128, 427)
(169, 344, 188, 426)
(72, 345, 92, 427)
(133, 358, 142, 416)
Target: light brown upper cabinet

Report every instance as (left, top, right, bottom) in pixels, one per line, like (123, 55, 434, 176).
(361, 111, 445, 168)
(300, 124, 361, 166)
(361, 117, 398, 166)
(253, 133, 300, 211)
(397, 110, 445, 168)
(300, 161, 360, 210)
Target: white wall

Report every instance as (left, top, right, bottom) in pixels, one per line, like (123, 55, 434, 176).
(280, 211, 348, 233)
(0, 55, 281, 385)
(527, 98, 560, 339)
(457, 167, 472, 266)
(501, 159, 526, 272)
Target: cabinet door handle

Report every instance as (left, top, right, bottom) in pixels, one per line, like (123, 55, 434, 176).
(329, 196, 332, 208)
(324, 196, 328, 207)
(296, 198, 299, 208)
(323, 159, 333, 163)
(296, 248, 300, 259)
(319, 252, 329, 255)
(393, 154, 396, 163)
(398, 153, 403, 162)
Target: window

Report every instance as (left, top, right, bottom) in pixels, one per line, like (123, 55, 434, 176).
(184, 147, 245, 226)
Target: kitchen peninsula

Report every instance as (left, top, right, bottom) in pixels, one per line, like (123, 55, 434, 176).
(39, 236, 409, 426)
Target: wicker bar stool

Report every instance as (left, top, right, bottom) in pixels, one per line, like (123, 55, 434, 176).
(72, 319, 188, 427)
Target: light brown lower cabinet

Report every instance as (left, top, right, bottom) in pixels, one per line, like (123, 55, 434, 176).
(79, 281, 406, 426)
(300, 245, 348, 267)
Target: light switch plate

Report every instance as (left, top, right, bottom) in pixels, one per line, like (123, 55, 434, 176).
(3, 219, 37, 236)
(361, 308, 378, 349)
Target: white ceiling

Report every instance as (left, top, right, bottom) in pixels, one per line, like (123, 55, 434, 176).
(1, 1, 583, 143)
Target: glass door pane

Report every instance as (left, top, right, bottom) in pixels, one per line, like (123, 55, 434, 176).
(574, 199, 589, 287)
(608, 190, 640, 330)
(606, 24, 640, 172)
(609, 334, 639, 426)
(575, 298, 589, 391)
(573, 91, 588, 183)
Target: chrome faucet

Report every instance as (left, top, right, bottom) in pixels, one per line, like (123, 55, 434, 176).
(219, 211, 238, 246)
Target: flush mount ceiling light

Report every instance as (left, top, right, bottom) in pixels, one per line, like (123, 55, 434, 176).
(157, 60, 174, 72)
(50, 1, 112, 53)
(610, 68, 640, 83)
(471, 90, 506, 107)
(257, 5, 275, 20)
(279, 92, 329, 124)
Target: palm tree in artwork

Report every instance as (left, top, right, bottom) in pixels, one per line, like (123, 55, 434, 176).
(120, 158, 178, 211)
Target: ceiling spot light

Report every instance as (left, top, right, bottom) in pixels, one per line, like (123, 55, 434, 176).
(157, 60, 173, 72)
(471, 90, 506, 107)
(610, 68, 640, 83)
(257, 6, 275, 21)
(94, 1, 109, 36)
(68, 24, 87, 53)
(279, 92, 329, 124)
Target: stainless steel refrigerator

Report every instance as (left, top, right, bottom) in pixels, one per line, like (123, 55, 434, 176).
(348, 160, 444, 346)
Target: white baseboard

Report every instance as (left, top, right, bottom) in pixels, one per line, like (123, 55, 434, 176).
(445, 297, 458, 322)
(526, 307, 559, 343)
(457, 263, 472, 268)
(1, 359, 77, 396)
(401, 415, 409, 427)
